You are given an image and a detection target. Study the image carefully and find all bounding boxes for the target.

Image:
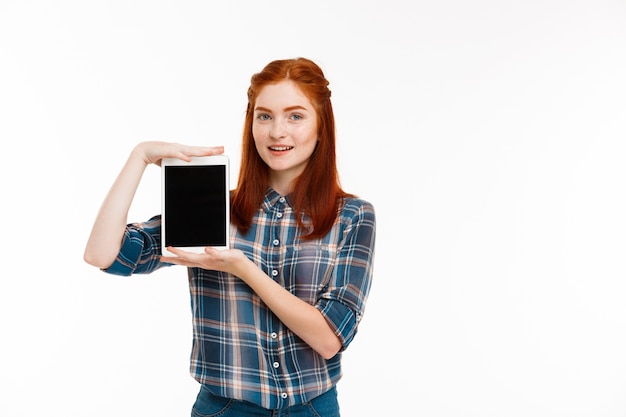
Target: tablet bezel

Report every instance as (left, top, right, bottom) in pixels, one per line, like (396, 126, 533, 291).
(161, 155, 230, 256)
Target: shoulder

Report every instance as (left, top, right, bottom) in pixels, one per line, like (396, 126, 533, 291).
(339, 196, 376, 223)
(341, 196, 374, 213)
(336, 196, 376, 248)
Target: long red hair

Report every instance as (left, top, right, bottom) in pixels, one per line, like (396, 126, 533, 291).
(231, 57, 352, 239)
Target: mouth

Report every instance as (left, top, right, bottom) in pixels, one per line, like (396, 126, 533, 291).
(269, 146, 294, 151)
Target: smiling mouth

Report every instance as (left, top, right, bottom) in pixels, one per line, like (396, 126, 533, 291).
(269, 146, 294, 151)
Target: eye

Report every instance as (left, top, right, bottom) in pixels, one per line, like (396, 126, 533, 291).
(256, 113, 271, 121)
(290, 113, 303, 121)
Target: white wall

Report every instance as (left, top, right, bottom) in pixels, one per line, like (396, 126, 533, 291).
(1, 1, 625, 416)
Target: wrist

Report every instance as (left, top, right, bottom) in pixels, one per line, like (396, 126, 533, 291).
(129, 143, 152, 167)
(234, 255, 256, 283)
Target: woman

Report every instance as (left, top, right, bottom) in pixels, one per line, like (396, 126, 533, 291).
(84, 57, 376, 416)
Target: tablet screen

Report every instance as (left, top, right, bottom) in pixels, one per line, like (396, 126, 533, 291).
(163, 164, 228, 249)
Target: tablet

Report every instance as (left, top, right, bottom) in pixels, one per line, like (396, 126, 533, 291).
(161, 155, 230, 256)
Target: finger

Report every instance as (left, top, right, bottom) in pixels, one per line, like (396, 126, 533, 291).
(161, 251, 199, 268)
(160, 255, 179, 264)
(204, 145, 225, 155)
(166, 246, 201, 258)
(165, 246, 182, 255)
(162, 246, 190, 262)
(161, 247, 182, 264)
(184, 145, 225, 158)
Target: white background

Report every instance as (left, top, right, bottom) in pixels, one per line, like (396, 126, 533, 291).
(1, 1, 626, 416)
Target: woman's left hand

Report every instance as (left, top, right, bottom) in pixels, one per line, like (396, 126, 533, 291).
(161, 246, 250, 276)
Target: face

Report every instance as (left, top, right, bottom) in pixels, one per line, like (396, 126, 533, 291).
(252, 80, 319, 193)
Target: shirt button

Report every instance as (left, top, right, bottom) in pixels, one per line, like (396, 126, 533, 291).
(271, 332, 277, 339)
(279, 197, 286, 203)
(281, 392, 288, 399)
(276, 212, 283, 218)
(271, 270, 278, 277)
(273, 361, 280, 368)
(273, 239, 280, 246)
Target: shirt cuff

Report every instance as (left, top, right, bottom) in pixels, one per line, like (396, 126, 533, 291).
(102, 230, 143, 276)
(317, 298, 358, 350)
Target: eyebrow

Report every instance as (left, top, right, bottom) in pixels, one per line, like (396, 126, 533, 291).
(254, 105, 309, 113)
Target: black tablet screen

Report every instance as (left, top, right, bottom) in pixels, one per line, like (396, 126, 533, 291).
(164, 165, 227, 247)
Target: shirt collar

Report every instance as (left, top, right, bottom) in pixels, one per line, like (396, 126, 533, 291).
(262, 187, 293, 212)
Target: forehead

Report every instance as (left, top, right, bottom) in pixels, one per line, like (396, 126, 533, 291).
(255, 80, 313, 110)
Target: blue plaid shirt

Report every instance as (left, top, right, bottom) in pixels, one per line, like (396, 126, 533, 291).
(104, 188, 376, 409)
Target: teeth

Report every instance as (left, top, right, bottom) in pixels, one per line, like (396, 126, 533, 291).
(270, 146, 293, 151)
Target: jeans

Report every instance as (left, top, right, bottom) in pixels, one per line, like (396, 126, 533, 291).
(191, 385, 340, 417)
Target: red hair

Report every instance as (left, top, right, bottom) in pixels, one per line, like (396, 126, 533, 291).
(231, 57, 352, 239)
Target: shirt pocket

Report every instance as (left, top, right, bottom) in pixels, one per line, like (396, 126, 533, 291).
(283, 243, 336, 305)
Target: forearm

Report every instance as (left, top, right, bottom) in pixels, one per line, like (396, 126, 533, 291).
(237, 258, 342, 360)
(83, 149, 148, 269)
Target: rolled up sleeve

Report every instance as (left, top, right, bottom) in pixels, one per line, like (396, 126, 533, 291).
(317, 200, 376, 349)
(103, 215, 170, 276)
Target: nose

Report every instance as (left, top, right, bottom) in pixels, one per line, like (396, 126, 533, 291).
(269, 119, 287, 139)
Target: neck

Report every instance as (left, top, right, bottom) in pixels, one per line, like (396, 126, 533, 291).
(268, 174, 296, 196)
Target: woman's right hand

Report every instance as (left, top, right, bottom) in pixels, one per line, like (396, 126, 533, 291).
(133, 141, 225, 166)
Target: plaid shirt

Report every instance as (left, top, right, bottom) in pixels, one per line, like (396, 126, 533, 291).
(104, 188, 376, 409)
